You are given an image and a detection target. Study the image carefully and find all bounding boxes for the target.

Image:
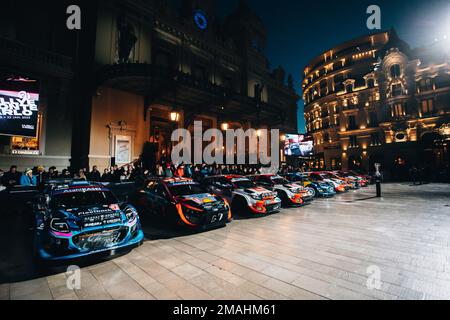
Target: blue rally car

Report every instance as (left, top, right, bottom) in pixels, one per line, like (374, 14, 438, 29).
(33, 180, 144, 261)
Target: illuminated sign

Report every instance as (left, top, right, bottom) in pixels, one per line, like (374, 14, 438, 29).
(0, 78, 40, 138)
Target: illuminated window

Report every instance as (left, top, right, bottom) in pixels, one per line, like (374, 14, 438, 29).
(392, 103, 405, 117)
(421, 99, 433, 116)
(349, 136, 358, 148)
(417, 78, 432, 92)
(370, 133, 381, 146)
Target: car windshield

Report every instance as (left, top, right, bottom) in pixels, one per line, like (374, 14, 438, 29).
(232, 179, 255, 189)
(271, 176, 289, 185)
(169, 183, 204, 196)
(51, 190, 118, 209)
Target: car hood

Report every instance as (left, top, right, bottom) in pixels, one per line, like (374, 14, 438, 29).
(176, 193, 225, 210)
(275, 183, 303, 193)
(52, 206, 124, 228)
(243, 187, 277, 198)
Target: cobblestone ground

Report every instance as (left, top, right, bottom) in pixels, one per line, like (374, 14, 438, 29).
(1, 183, 450, 300)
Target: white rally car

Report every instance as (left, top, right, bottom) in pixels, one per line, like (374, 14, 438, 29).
(200, 175, 281, 215)
(248, 174, 315, 207)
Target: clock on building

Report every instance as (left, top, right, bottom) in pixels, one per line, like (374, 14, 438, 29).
(193, 9, 208, 30)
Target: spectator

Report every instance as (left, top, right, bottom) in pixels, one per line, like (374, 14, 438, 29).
(89, 165, 102, 181)
(36, 166, 46, 187)
(113, 165, 121, 182)
(76, 169, 87, 181)
(20, 168, 37, 186)
(60, 168, 72, 179)
(47, 166, 58, 180)
(120, 167, 131, 181)
(156, 164, 163, 177)
(102, 168, 113, 182)
(1, 165, 22, 187)
(176, 163, 185, 177)
(184, 163, 192, 178)
(164, 163, 173, 177)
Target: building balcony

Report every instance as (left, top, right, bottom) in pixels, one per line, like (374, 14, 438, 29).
(0, 36, 73, 78)
(96, 62, 295, 130)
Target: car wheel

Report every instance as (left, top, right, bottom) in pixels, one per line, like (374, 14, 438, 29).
(278, 191, 289, 206)
(308, 187, 316, 198)
(231, 196, 247, 216)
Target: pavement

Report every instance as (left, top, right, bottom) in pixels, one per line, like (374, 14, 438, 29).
(1, 183, 450, 300)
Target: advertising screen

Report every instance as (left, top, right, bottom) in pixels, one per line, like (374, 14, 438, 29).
(0, 78, 40, 138)
(284, 134, 314, 157)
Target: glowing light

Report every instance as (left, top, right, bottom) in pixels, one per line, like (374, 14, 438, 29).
(221, 122, 229, 131)
(170, 112, 180, 122)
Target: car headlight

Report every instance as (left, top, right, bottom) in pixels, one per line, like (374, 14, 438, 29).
(125, 207, 137, 223)
(50, 218, 70, 233)
(251, 194, 263, 200)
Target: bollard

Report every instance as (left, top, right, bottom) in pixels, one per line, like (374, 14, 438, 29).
(375, 177, 381, 197)
(374, 163, 382, 198)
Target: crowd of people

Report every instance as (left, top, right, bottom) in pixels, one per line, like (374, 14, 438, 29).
(0, 164, 142, 189)
(1, 162, 300, 190)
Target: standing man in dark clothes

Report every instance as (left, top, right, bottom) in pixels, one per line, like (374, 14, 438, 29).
(89, 166, 102, 181)
(2, 165, 22, 188)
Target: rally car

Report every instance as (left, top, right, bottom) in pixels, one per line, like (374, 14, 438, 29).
(248, 174, 314, 207)
(337, 170, 370, 187)
(325, 171, 360, 190)
(132, 177, 231, 229)
(307, 172, 348, 193)
(281, 172, 336, 198)
(32, 180, 144, 262)
(200, 175, 281, 215)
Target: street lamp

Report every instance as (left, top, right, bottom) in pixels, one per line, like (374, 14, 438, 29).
(221, 122, 229, 131)
(170, 111, 180, 122)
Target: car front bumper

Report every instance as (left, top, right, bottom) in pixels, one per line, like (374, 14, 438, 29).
(35, 225, 144, 262)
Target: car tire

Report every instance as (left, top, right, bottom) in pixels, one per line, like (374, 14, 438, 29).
(278, 191, 290, 207)
(307, 187, 316, 198)
(231, 196, 248, 216)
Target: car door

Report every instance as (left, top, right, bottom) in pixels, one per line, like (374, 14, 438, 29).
(152, 183, 170, 217)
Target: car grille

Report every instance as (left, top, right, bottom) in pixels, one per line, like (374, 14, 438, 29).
(202, 201, 227, 213)
(72, 227, 128, 251)
(265, 203, 281, 213)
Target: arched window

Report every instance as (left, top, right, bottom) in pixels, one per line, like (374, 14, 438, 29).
(390, 64, 401, 78)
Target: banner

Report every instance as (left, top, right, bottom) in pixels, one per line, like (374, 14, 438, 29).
(0, 79, 40, 138)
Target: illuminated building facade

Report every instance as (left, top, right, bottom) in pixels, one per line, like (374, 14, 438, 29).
(303, 30, 450, 179)
(0, 0, 298, 171)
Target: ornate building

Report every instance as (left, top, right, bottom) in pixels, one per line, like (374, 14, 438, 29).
(0, 0, 298, 171)
(82, 0, 298, 170)
(302, 30, 450, 180)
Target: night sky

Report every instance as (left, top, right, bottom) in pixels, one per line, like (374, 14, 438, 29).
(217, 0, 450, 133)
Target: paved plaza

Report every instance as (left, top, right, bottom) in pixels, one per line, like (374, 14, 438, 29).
(1, 183, 450, 300)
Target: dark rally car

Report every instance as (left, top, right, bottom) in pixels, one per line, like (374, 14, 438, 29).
(33, 180, 144, 261)
(132, 177, 231, 229)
